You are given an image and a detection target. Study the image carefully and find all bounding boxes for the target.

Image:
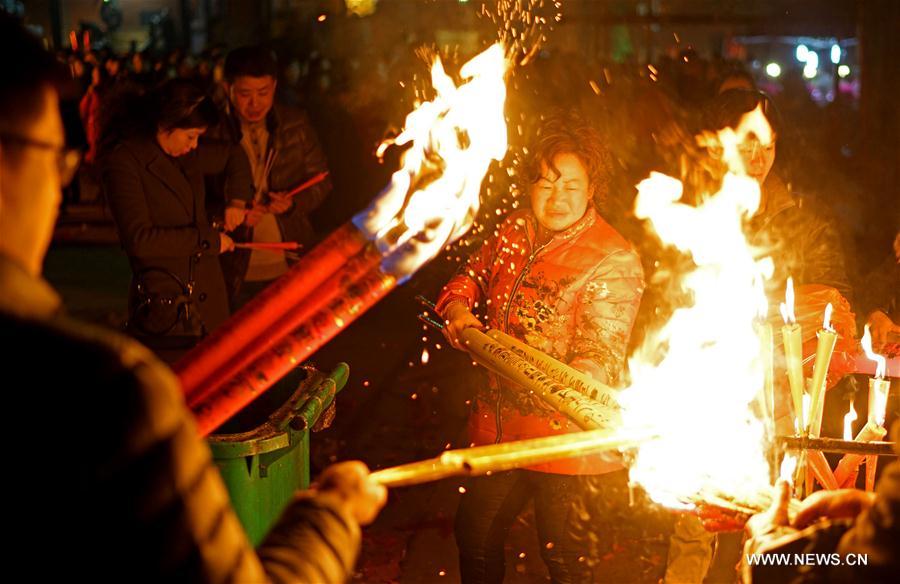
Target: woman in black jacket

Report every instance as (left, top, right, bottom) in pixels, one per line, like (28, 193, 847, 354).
(101, 79, 253, 362)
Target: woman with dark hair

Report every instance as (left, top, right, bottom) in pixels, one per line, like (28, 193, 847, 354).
(705, 89, 850, 299)
(101, 79, 253, 362)
(664, 89, 854, 584)
(436, 114, 646, 582)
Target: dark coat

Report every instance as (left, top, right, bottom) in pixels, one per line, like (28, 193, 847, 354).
(0, 254, 362, 582)
(101, 136, 253, 354)
(207, 102, 332, 299)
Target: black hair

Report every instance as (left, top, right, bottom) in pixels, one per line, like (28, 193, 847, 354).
(98, 79, 217, 155)
(705, 88, 782, 138)
(525, 111, 614, 208)
(223, 45, 278, 82)
(152, 79, 219, 131)
(0, 12, 70, 135)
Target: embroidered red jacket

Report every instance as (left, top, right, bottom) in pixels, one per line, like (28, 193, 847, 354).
(436, 207, 644, 474)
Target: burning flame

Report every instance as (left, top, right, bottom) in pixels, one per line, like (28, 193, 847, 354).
(861, 325, 887, 380)
(862, 325, 889, 426)
(353, 44, 508, 282)
(779, 277, 796, 324)
(779, 453, 797, 484)
(620, 106, 776, 509)
(844, 401, 857, 441)
(822, 303, 834, 332)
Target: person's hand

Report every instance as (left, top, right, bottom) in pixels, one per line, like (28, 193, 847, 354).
(441, 301, 483, 351)
(219, 232, 235, 253)
(866, 310, 900, 350)
(268, 190, 293, 215)
(245, 205, 267, 227)
(792, 488, 875, 530)
(313, 461, 387, 526)
(224, 205, 246, 232)
(746, 479, 792, 539)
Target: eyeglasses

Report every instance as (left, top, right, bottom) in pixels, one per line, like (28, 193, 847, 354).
(0, 133, 82, 186)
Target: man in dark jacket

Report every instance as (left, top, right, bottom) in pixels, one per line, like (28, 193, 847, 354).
(210, 45, 332, 306)
(0, 14, 384, 582)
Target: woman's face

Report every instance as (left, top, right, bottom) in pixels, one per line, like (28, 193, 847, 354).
(738, 133, 776, 185)
(530, 153, 592, 232)
(157, 127, 206, 157)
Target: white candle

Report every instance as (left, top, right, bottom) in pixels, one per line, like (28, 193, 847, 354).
(780, 278, 804, 433)
(808, 303, 837, 437)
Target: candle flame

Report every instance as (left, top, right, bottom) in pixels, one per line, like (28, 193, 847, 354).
(843, 401, 857, 441)
(822, 303, 834, 332)
(861, 325, 887, 379)
(421, 347, 430, 365)
(779, 277, 796, 324)
(779, 453, 797, 485)
(353, 44, 508, 282)
(621, 106, 775, 509)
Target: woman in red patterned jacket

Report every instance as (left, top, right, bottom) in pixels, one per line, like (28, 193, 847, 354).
(437, 116, 645, 583)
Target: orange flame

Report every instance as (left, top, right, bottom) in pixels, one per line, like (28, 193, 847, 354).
(353, 44, 508, 282)
(779, 277, 796, 324)
(621, 107, 776, 508)
(843, 401, 857, 441)
(861, 325, 887, 379)
(779, 453, 797, 485)
(823, 303, 834, 332)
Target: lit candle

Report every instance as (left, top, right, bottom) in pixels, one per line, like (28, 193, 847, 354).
(861, 325, 889, 491)
(808, 303, 837, 437)
(861, 326, 890, 427)
(833, 421, 887, 487)
(843, 402, 857, 441)
(779, 278, 804, 434)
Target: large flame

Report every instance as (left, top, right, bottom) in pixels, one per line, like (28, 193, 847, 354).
(620, 107, 776, 509)
(353, 44, 508, 282)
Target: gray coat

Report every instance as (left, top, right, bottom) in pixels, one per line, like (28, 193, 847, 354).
(102, 136, 252, 355)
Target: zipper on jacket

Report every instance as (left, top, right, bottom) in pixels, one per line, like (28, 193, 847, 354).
(494, 237, 551, 443)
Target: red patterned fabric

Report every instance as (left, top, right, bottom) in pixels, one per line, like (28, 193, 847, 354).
(437, 208, 644, 474)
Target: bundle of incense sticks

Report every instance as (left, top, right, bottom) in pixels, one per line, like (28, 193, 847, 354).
(414, 296, 620, 430)
(188, 238, 393, 435)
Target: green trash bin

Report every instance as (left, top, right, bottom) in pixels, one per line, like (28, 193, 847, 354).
(208, 363, 349, 546)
